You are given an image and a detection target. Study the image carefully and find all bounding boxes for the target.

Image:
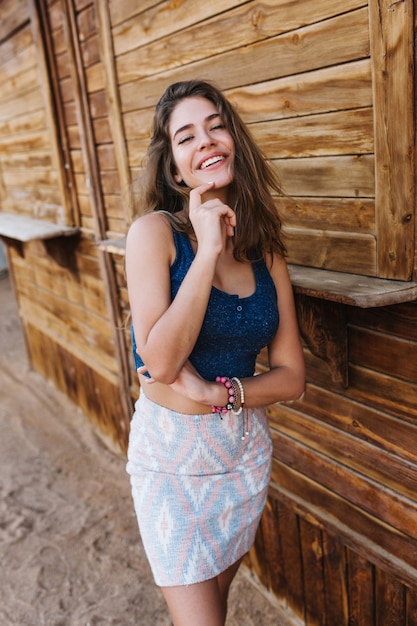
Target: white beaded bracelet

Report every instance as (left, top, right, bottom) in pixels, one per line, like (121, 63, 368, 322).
(231, 377, 244, 415)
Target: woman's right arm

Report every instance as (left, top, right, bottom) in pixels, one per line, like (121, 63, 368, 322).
(125, 214, 213, 383)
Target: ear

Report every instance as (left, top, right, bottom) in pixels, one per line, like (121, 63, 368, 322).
(173, 171, 183, 183)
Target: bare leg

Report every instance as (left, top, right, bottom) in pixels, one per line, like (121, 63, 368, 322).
(217, 557, 244, 621)
(162, 577, 224, 626)
(161, 558, 244, 626)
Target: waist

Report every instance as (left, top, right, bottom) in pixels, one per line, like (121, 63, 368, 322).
(138, 374, 213, 415)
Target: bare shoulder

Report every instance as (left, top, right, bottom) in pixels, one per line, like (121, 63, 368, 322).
(266, 253, 291, 287)
(126, 212, 175, 262)
(127, 212, 172, 242)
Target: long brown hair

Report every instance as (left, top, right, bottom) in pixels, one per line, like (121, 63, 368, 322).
(129, 80, 286, 261)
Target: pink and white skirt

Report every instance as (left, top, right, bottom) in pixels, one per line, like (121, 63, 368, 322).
(126, 392, 272, 587)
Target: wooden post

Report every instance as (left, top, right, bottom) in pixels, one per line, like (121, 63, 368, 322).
(27, 0, 78, 227)
(369, 0, 415, 280)
(96, 0, 131, 225)
(61, 0, 133, 422)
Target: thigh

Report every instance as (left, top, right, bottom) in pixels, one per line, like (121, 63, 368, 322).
(161, 578, 224, 626)
(217, 557, 243, 602)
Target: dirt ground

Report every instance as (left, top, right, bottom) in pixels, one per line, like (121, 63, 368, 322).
(0, 272, 297, 626)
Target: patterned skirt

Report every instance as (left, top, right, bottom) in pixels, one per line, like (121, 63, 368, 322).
(126, 393, 272, 587)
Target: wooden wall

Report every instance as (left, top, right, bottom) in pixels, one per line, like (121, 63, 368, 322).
(0, 1, 416, 624)
(0, 0, 132, 451)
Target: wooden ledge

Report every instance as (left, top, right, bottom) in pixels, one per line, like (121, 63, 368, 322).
(96, 237, 127, 255)
(288, 264, 417, 308)
(0, 212, 78, 242)
(97, 237, 417, 309)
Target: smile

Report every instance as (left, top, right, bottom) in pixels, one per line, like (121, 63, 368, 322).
(199, 155, 225, 169)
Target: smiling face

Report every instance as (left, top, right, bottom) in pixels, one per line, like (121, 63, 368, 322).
(169, 96, 235, 202)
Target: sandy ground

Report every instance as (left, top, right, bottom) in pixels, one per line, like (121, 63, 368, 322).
(0, 272, 297, 626)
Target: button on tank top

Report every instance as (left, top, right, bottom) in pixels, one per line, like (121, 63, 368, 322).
(131, 228, 279, 381)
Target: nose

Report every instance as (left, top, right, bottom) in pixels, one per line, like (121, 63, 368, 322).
(197, 129, 215, 150)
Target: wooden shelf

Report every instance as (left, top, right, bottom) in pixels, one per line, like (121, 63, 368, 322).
(288, 264, 417, 308)
(0, 212, 78, 242)
(96, 237, 127, 255)
(97, 236, 417, 309)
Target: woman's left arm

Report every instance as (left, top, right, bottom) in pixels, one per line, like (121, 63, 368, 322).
(163, 255, 305, 409)
(238, 255, 305, 407)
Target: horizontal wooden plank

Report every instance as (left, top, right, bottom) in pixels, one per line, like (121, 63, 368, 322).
(3, 184, 63, 207)
(0, 212, 77, 241)
(67, 125, 82, 150)
(0, 22, 32, 67)
(0, 87, 44, 124)
(0, 108, 46, 137)
(84, 61, 105, 94)
(299, 383, 417, 464)
(0, 41, 37, 86)
(349, 326, 417, 382)
(80, 33, 101, 68)
(289, 264, 417, 306)
(279, 197, 375, 234)
(63, 101, 78, 126)
(92, 116, 112, 143)
(346, 365, 417, 426)
(0, 150, 53, 169)
(253, 108, 374, 159)
(100, 171, 121, 195)
(229, 59, 372, 123)
(122, 107, 153, 141)
(275, 154, 375, 197)
(51, 26, 66, 55)
(0, 65, 40, 101)
(0, 0, 29, 47)
(47, 0, 64, 32)
(102, 193, 124, 217)
(77, 4, 97, 42)
(55, 49, 71, 80)
(0, 128, 51, 153)
(2, 167, 59, 187)
(109, 0, 159, 27)
(285, 230, 376, 275)
(348, 301, 417, 342)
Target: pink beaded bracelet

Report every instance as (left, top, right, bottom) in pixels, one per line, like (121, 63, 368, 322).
(211, 376, 237, 414)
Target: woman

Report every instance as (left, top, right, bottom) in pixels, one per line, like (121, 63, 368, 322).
(125, 80, 305, 626)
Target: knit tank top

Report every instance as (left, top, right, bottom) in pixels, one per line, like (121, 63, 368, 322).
(131, 228, 279, 381)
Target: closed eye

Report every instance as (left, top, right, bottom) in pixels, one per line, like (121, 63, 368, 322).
(177, 135, 193, 145)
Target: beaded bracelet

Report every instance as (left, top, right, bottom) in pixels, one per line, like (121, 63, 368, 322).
(231, 376, 245, 415)
(211, 376, 237, 414)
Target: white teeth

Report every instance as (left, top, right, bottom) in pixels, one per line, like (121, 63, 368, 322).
(200, 156, 224, 169)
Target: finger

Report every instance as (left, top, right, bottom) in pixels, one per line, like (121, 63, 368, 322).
(137, 365, 155, 383)
(189, 182, 215, 210)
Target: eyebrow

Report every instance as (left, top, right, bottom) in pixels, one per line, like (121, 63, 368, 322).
(172, 112, 221, 141)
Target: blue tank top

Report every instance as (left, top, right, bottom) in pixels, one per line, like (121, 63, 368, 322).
(131, 228, 279, 381)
